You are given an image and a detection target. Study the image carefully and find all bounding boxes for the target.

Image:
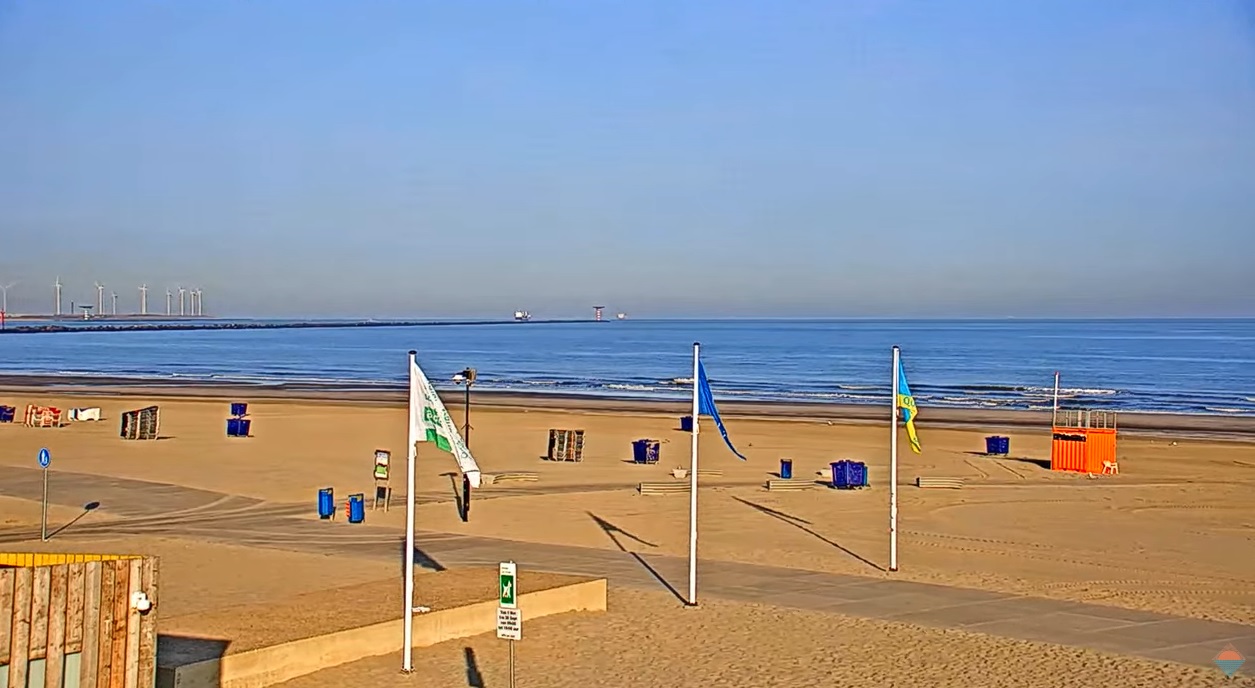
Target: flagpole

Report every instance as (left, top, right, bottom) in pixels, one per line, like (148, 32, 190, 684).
(1052, 371, 1060, 427)
(402, 351, 418, 672)
(890, 345, 900, 573)
(687, 341, 700, 606)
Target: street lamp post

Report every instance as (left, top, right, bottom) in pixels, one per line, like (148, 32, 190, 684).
(453, 368, 477, 522)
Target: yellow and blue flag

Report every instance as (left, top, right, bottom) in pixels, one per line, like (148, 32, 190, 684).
(697, 360, 748, 460)
(896, 358, 922, 454)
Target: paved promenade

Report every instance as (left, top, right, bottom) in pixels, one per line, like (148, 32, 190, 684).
(0, 466, 1250, 669)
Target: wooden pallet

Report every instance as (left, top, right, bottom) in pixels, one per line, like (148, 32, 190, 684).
(638, 482, 690, 495)
(484, 472, 539, 485)
(915, 476, 965, 489)
(765, 479, 815, 491)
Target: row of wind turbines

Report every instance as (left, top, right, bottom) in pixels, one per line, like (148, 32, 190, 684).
(52, 278, 205, 317)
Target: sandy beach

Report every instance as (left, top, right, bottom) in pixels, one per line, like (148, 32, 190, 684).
(1, 384, 1253, 685)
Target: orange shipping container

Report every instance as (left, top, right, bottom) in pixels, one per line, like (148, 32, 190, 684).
(1050, 410, 1117, 474)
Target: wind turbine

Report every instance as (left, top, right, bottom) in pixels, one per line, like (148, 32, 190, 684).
(178, 287, 186, 317)
(55, 277, 62, 316)
(111, 291, 118, 316)
(139, 284, 148, 315)
(94, 282, 104, 314)
(195, 288, 204, 316)
(166, 289, 172, 316)
(0, 281, 15, 313)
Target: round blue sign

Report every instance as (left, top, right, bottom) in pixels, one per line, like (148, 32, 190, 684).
(38, 447, 50, 468)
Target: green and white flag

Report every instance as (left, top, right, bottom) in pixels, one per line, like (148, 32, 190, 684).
(409, 355, 482, 488)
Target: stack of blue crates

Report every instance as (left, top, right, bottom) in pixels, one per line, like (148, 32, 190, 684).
(830, 460, 869, 489)
(226, 402, 251, 438)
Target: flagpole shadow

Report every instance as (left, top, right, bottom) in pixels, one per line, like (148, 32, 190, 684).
(731, 496, 883, 572)
(586, 511, 686, 604)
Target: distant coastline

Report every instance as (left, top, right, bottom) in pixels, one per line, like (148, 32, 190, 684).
(2, 373, 1253, 438)
(0, 317, 585, 334)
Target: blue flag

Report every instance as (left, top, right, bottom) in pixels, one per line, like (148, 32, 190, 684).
(697, 360, 748, 461)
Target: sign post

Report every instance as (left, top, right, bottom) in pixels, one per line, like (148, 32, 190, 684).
(38, 447, 51, 541)
(496, 561, 520, 688)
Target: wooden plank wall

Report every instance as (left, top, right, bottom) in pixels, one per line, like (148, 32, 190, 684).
(1, 558, 157, 688)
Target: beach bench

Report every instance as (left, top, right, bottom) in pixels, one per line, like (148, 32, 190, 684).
(637, 482, 690, 496)
(483, 472, 539, 486)
(765, 479, 815, 492)
(670, 468, 726, 480)
(915, 476, 965, 489)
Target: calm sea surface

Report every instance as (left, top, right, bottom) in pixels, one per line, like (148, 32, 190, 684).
(1, 319, 1253, 416)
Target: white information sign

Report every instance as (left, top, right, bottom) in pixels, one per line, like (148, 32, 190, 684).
(496, 606, 521, 641)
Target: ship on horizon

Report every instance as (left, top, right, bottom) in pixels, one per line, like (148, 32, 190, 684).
(513, 310, 531, 322)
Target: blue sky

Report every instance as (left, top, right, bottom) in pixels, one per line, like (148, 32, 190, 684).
(1, 0, 1252, 318)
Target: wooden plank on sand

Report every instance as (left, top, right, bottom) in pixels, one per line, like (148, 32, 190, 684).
(7, 567, 33, 688)
(46, 564, 70, 688)
(30, 564, 52, 659)
(66, 562, 86, 653)
(79, 562, 102, 688)
(124, 559, 142, 688)
(0, 568, 14, 666)
(108, 560, 129, 688)
(92, 561, 114, 688)
(135, 558, 158, 688)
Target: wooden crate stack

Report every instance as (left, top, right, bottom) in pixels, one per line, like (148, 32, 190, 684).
(119, 407, 160, 441)
(546, 429, 585, 462)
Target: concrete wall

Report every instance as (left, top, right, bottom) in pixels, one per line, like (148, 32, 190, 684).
(158, 578, 607, 688)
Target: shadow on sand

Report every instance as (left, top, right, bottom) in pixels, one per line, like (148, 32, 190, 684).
(463, 647, 485, 687)
(46, 501, 101, 540)
(586, 511, 686, 603)
(731, 496, 882, 572)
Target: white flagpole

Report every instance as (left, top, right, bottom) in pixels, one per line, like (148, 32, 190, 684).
(402, 351, 418, 672)
(687, 341, 700, 606)
(1052, 371, 1060, 427)
(889, 345, 900, 572)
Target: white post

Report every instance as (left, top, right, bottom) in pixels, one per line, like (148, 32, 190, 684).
(1052, 371, 1060, 427)
(402, 350, 419, 672)
(687, 341, 700, 606)
(889, 345, 900, 572)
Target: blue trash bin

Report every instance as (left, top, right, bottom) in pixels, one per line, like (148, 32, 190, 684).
(348, 493, 365, 523)
(680, 415, 693, 432)
(985, 435, 1010, 455)
(230, 402, 248, 417)
(238, 419, 252, 437)
(0, 405, 14, 423)
(850, 461, 868, 487)
(632, 439, 660, 464)
(226, 418, 241, 437)
(780, 458, 793, 480)
(831, 461, 846, 488)
(318, 488, 334, 519)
